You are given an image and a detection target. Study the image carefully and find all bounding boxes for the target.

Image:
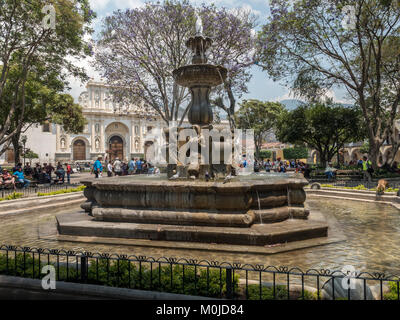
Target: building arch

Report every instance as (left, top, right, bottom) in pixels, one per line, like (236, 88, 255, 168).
(108, 135, 124, 162)
(105, 122, 129, 161)
(71, 136, 90, 161)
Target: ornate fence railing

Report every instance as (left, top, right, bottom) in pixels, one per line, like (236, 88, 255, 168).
(0, 183, 83, 199)
(0, 245, 398, 300)
(308, 179, 400, 190)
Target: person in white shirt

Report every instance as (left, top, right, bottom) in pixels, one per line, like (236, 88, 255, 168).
(113, 158, 122, 176)
(107, 162, 113, 177)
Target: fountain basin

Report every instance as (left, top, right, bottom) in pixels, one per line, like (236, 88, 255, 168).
(56, 174, 329, 246)
(173, 64, 227, 87)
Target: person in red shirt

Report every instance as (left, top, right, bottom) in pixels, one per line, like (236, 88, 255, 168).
(65, 163, 72, 184)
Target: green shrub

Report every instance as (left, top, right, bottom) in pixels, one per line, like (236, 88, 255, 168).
(0, 192, 23, 202)
(245, 284, 316, 300)
(384, 281, 400, 300)
(0, 253, 239, 298)
(37, 185, 85, 197)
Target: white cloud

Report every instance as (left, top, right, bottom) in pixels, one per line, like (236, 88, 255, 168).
(273, 90, 299, 102)
(321, 89, 355, 104)
(272, 89, 355, 104)
(89, 0, 110, 11)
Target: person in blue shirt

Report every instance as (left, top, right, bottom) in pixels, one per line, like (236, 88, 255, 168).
(128, 158, 136, 175)
(136, 158, 142, 174)
(13, 167, 30, 188)
(92, 157, 103, 178)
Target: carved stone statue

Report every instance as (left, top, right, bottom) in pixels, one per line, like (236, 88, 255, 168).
(195, 12, 203, 35)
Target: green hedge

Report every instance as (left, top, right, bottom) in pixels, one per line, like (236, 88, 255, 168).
(258, 150, 272, 159)
(283, 147, 308, 160)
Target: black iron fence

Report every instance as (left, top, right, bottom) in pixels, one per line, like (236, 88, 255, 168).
(0, 245, 398, 300)
(0, 183, 83, 199)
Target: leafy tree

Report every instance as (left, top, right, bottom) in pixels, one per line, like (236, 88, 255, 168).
(23, 149, 39, 163)
(359, 141, 370, 155)
(275, 102, 365, 166)
(1, 62, 87, 163)
(95, 0, 257, 127)
(235, 99, 285, 159)
(257, 0, 400, 168)
(259, 150, 272, 159)
(0, 0, 95, 157)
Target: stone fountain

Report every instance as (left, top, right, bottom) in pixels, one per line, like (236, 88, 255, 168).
(57, 15, 328, 249)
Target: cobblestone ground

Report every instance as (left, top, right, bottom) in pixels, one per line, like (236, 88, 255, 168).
(1, 198, 399, 276)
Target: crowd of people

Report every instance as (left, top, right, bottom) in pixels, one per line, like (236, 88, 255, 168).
(325, 155, 375, 182)
(91, 157, 160, 179)
(0, 162, 73, 189)
(253, 158, 312, 178)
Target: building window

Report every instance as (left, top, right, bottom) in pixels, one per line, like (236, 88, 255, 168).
(147, 126, 153, 133)
(42, 122, 51, 132)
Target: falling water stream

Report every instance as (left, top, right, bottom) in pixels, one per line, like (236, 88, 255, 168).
(255, 189, 262, 224)
(287, 186, 293, 220)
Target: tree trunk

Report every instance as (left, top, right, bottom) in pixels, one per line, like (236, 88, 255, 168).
(318, 149, 327, 167)
(12, 133, 20, 165)
(369, 138, 381, 169)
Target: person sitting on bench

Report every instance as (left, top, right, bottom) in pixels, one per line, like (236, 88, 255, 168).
(324, 163, 336, 181)
(13, 167, 30, 189)
(1, 169, 15, 189)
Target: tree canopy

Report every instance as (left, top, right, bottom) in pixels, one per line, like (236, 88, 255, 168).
(0, 0, 95, 156)
(95, 0, 257, 126)
(1, 60, 87, 162)
(275, 102, 365, 166)
(235, 99, 285, 159)
(257, 0, 400, 168)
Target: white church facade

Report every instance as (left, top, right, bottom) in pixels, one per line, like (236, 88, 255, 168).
(0, 80, 169, 165)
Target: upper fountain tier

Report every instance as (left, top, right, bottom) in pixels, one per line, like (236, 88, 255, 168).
(173, 35, 227, 89)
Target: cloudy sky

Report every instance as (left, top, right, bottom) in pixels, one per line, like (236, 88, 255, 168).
(67, 0, 351, 105)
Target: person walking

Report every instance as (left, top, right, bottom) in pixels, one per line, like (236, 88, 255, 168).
(128, 158, 136, 175)
(92, 157, 103, 179)
(113, 157, 122, 176)
(65, 163, 72, 184)
(362, 156, 373, 183)
(107, 161, 113, 177)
